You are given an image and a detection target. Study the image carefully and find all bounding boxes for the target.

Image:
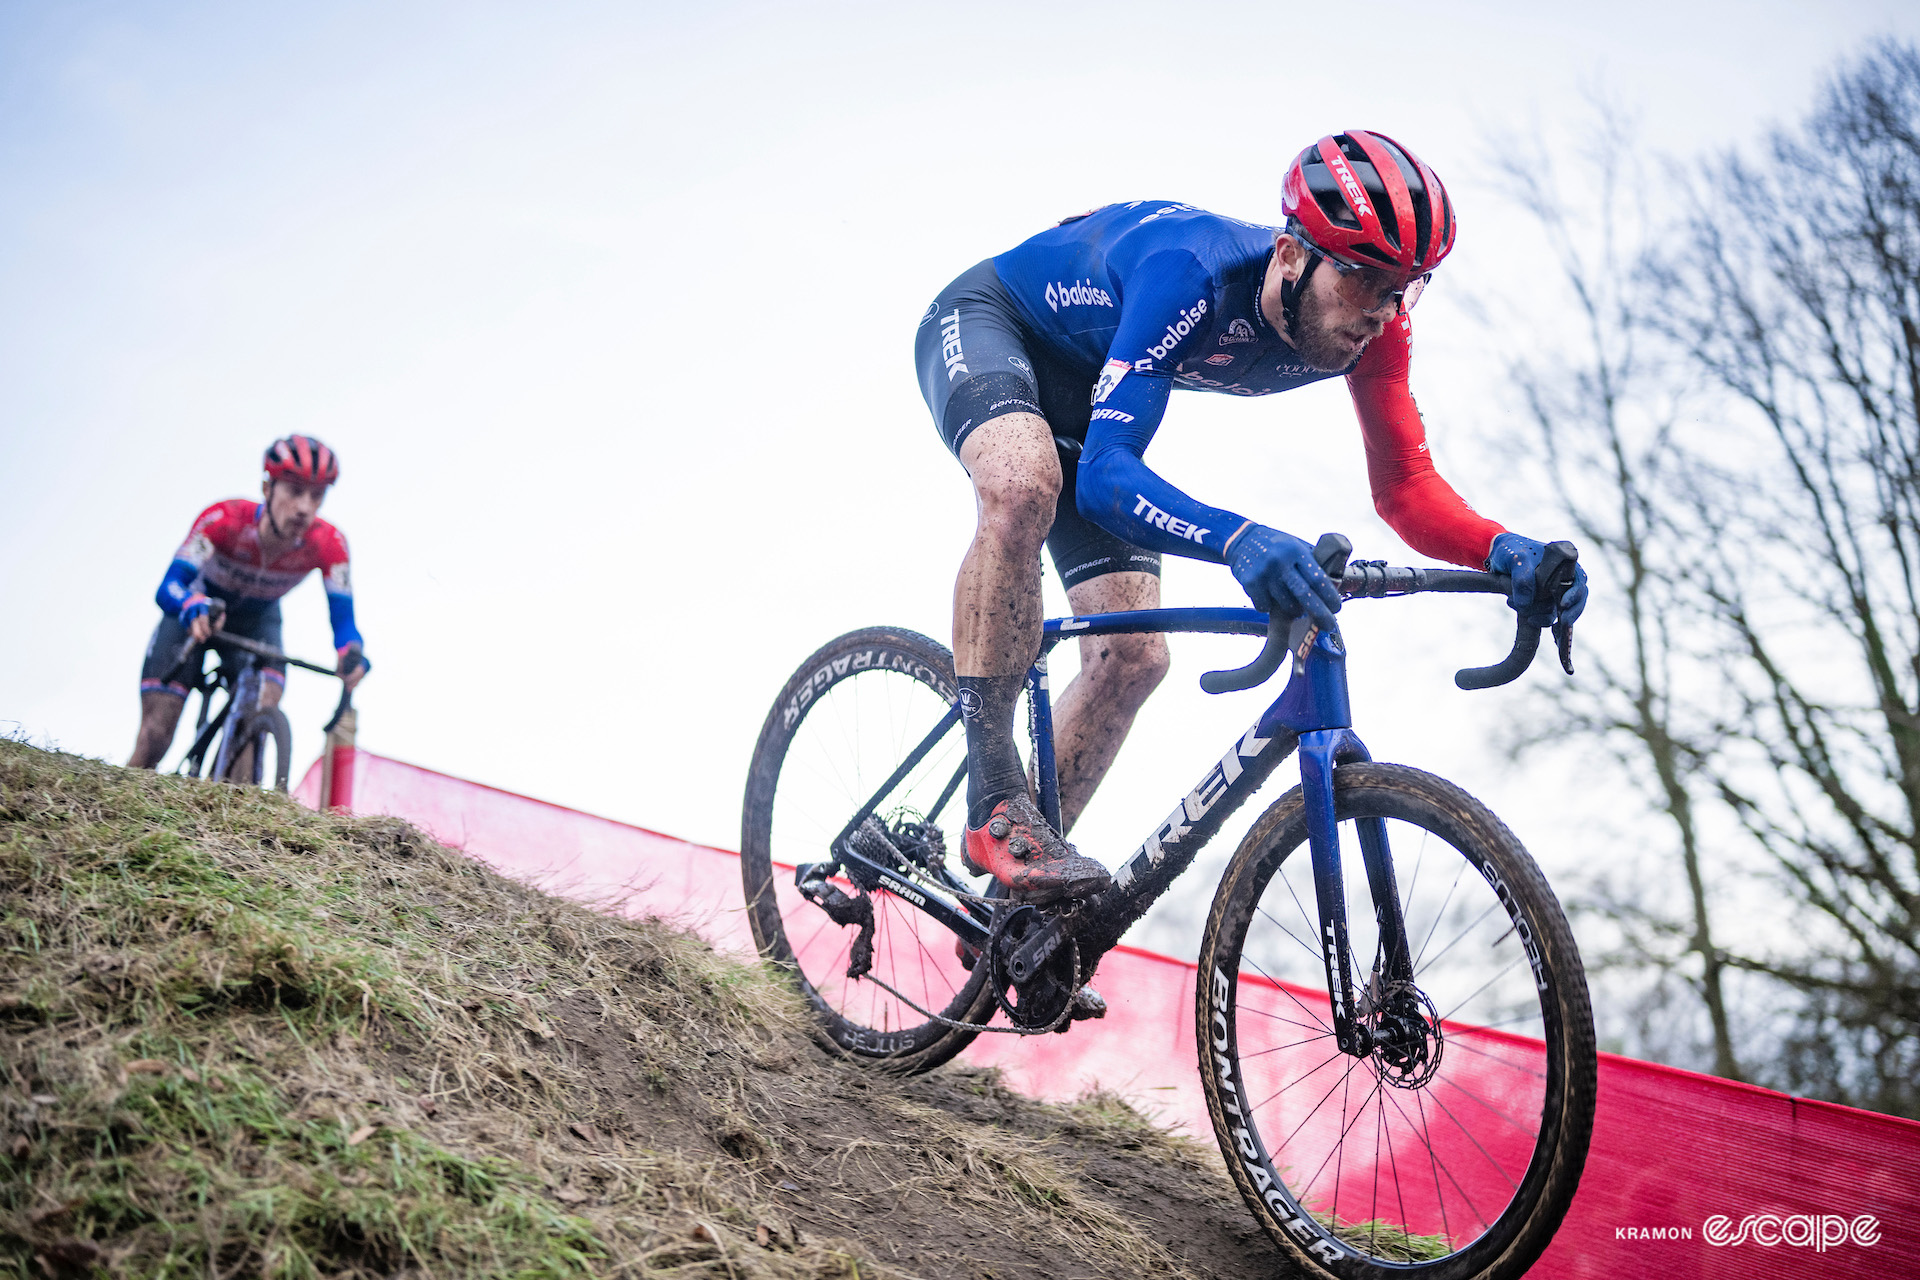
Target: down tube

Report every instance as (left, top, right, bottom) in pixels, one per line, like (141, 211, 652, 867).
(1090, 709, 1301, 951)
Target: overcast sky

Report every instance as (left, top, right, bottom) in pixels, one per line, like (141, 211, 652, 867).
(4, 0, 1914, 957)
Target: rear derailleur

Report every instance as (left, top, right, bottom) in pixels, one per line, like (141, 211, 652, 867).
(794, 814, 950, 981)
(794, 864, 874, 980)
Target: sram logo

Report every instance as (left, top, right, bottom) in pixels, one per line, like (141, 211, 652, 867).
(879, 873, 927, 907)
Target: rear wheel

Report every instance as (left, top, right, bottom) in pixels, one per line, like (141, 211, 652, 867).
(1199, 763, 1595, 1280)
(741, 627, 1002, 1074)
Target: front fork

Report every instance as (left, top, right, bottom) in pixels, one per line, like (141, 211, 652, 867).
(211, 662, 263, 783)
(1298, 727, 1415, 1058)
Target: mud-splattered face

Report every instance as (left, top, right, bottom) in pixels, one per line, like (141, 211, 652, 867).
(1289, 265, 1393, 372)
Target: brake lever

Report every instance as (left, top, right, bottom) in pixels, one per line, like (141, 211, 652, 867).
(1553, 621, 1576, 675)
(1199, 533, 1352, 695)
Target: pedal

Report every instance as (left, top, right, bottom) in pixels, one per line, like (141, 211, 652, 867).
(1068, 986, 1107, 1022)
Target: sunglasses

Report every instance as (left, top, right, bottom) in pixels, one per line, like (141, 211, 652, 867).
(1293, 232, 1432, 314)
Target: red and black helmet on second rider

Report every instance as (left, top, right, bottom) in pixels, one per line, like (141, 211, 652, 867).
(263, 434, 340, 487)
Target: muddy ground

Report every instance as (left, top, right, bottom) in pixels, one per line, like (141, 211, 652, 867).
(0, 741, 1297, 1280)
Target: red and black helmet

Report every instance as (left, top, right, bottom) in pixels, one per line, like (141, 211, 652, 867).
(1282, 131, 1457, 276)
(263, 435, 340, 486)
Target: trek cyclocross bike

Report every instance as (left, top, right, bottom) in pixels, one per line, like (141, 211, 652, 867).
(171, 609, 360, 792)
(741, 533, 1596, 1280)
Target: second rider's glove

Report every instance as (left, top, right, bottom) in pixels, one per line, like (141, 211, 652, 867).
(337, 643, 371, 678)
(1486, 532, 1588, 628)
(1226, 524, 1343, 629)
(179, 594, 213, 626)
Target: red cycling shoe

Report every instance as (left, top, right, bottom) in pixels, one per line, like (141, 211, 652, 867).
(960, 794, 1111, 905)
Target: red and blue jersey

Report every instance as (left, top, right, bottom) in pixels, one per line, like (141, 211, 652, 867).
(156, 499, 363, 654)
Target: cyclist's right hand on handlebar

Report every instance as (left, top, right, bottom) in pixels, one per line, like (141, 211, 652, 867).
(1226, 524, 1343, 629)
(181, 595, 224, 644)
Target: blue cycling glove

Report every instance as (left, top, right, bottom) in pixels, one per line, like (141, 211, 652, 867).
(1226, 524, 1343, 629)
(1486, 533, 1588, 627)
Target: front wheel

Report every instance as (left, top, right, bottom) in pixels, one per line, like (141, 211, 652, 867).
(225, 707, 293, 792)
(1199, 763, 1595, 1280)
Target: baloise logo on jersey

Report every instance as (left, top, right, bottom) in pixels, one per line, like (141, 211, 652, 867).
(1044, 278, 1115, 312)
(1146, 299, 1209, 361)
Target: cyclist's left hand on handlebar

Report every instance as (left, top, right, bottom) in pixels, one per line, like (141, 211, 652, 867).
(1227, 524, 1343, 629)
(338, 644, 370, 691)
(1486, 532, 1588, 628)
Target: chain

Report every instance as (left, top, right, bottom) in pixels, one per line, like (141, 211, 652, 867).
(861, 941, 1082, 1037)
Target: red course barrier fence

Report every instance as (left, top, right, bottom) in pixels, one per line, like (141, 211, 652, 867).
(296, 751, 1920, 1277)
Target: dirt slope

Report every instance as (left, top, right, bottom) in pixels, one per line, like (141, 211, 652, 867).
(0, 741, 1293, 1280)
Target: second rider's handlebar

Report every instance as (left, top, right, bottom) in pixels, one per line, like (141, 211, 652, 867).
(1198, 533, 1579, 695)
(176, 627, 340, 677)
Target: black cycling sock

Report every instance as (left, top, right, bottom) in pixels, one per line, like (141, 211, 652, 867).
(959, 673, 1027, 829)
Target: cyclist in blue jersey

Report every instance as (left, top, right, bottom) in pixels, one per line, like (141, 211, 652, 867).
(912, 130, 1588, 904)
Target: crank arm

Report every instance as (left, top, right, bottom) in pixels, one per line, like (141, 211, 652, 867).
(1005, 914, 1068, 984)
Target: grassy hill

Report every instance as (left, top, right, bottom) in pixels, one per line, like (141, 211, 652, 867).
(0, 741, 1287, 1280)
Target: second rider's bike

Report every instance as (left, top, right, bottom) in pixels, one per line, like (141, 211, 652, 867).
(741, 534, 1596, 1280)
(171, 613, 359, 792)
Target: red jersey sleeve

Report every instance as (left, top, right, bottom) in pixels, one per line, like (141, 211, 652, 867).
(1346, 315, 1505, 569)
(304, 520, 353, 596)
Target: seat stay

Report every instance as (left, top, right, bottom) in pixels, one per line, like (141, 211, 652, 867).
(827, 702, 962, 867)
(1027, 653, 1061, 834)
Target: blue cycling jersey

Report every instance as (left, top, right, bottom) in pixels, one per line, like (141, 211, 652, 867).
(991, 202, 1357, 564)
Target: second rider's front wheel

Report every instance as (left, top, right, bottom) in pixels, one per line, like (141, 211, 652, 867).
(741, 627, 1001, 1074)
(226, 707, 293, 792)
(1199, 763, 1596, 1280)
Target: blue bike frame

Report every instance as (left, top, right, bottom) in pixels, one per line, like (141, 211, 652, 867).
(828, 604, 1415, 1053)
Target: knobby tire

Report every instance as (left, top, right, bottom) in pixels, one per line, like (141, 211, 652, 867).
(226, 707, 293, 792)
(1198, 763, 1595, 1280)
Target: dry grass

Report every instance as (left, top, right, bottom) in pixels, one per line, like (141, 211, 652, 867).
(0, 741, 1230, 1280)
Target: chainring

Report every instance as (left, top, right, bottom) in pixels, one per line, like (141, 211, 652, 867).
(987, 904, 1079, 1030)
